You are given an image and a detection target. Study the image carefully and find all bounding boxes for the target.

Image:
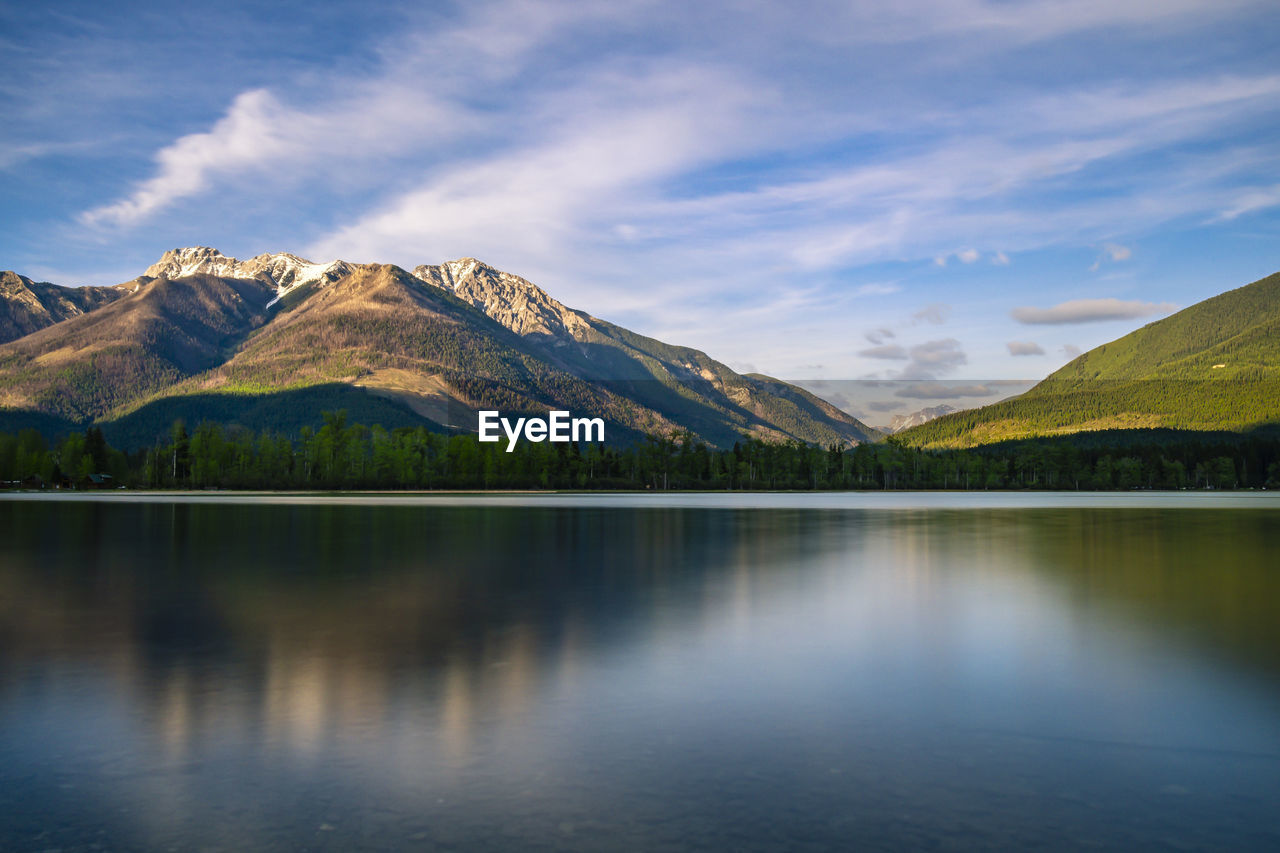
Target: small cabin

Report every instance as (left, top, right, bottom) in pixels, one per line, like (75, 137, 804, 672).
(81, 473, 115, 490)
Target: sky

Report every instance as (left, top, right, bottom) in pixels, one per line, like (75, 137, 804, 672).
(2, 0, 1279, 420)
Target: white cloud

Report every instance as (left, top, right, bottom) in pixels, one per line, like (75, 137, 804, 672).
(992, 251, 1010, 265)
(821, 0, 1267, 47)
(1011, 298, 1178, 324)
(82, 89, 288, 226)
(957, 248, 980, 263)
(1007, 340, 1045, 356)
(80, 86, 461, 227)
(306, 65, 760, 272)
(1213, 183, 1280, 221)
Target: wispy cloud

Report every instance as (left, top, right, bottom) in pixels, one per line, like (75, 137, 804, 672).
(80, 85, 463, 227)
(821, 0, 1269, 47)
(1090, 241, 1132, 271)
(1104, 243, 1132, 262)
(1212, 182, 1280, 221)
(1011, 298, 1178, 324)
(856, 282, 902, 296)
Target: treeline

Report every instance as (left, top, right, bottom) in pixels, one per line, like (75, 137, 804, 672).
(3, 413, 1280, 491)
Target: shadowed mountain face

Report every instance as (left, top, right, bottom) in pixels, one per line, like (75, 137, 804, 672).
(0, 252, 878, 449)
(0, 275, 276, 421)
(0, 271, 127, 344)
(900, 271, 1280, 447)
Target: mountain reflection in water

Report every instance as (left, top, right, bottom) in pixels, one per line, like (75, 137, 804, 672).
(1, 498, 1277, 851)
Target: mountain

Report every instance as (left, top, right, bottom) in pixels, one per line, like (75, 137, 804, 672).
(0, 271, 126, 344)
(878, 405, 956, 434)
(144, 246, 354, 297)
(0, 250, 878, 449)
(413, 258, 868, 442)
(0, 273, 275, 421)
(900, 271, 1280, 447)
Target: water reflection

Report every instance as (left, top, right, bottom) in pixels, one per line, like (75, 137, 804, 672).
(0, 501, 1278, 850)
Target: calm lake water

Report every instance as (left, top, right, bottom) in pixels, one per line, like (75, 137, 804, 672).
(1, 493, 1278, 851)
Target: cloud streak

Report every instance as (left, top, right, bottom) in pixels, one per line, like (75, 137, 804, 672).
(80, 84, 463, 227)
(1011, 298, 1178, 324)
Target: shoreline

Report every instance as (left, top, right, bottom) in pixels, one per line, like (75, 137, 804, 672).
(4, 489, 1277, 509)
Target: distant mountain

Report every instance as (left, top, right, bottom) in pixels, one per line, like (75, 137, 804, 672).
(0, 271, 126, 344)
(877, 405, 956, 434)
(0, 249, 878, 449)
(901, 271, 1280, 447)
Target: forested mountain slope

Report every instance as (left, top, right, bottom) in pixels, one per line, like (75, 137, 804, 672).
(901, 271, 1280, 447)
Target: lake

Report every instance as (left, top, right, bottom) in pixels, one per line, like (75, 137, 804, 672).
(1, 493, 1278, 851)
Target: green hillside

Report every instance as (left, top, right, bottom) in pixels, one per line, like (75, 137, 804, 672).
(902, 271, 1280, 448)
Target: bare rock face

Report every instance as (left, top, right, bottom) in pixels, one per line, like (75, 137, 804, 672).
(413, 258, 593, 341)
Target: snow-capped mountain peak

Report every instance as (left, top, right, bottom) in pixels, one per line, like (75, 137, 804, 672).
(144, 247, 352, 300)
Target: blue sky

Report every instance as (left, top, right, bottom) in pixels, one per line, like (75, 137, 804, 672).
(3, 0, 1279, 416)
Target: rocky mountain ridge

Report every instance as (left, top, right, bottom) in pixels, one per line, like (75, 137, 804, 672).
(0, 249, 880, 449)
(0, 270, 128, 344)
(144, 247, 355, 301)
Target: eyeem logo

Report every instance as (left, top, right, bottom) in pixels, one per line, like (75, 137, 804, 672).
(478, 410, 605, 452)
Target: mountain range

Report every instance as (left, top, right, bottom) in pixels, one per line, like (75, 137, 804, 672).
(0, 248, 879, 450)
(900, 271, 1280, 447)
